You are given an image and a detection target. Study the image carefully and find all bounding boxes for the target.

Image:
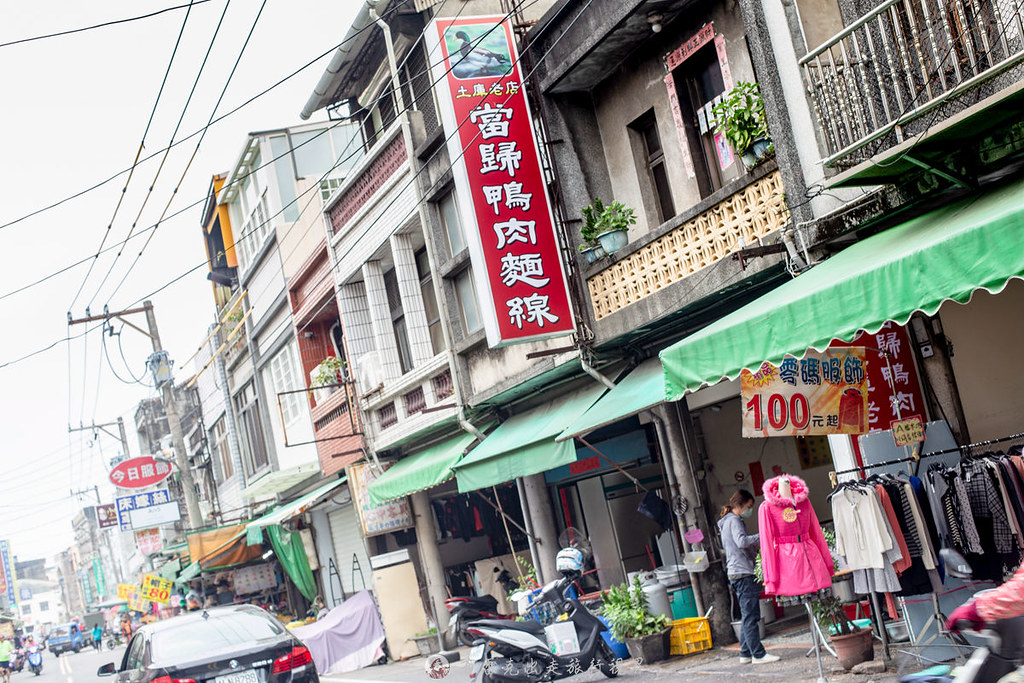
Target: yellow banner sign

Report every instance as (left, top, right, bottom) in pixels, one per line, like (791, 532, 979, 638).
(117, 583, 137, 601)
(741, 348, 869, 437)
(140, 574, 172, 604)
(126, 588, 150, 613)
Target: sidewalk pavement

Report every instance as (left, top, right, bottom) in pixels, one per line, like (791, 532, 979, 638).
(321, 621, 920, 682)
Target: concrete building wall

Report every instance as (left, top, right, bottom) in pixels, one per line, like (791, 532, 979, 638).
(942, 278, 1024, 443)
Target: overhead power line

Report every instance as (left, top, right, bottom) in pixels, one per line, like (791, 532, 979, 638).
(0, 0, 415, 234)
(0, 0, 215, 49)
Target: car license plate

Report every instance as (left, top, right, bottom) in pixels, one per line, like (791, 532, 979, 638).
(215, 670, 259, 683)
(470, 644, 485, 661)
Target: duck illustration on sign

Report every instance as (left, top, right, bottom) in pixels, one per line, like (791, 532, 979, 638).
(446, 26, 512, 78)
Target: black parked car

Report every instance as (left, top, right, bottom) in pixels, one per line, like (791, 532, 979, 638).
(97, 605, 318, 683)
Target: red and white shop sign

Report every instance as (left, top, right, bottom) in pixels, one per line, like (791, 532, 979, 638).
(109, 455, 173, 489)
(830, 321, 927, 432)
(427, 16, 575, 347)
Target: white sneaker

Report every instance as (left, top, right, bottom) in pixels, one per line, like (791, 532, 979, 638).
(739, 656, 752, 664)
(752, 653, 780, 664)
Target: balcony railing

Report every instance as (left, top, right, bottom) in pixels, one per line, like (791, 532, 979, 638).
(800, 0, 1024, 164)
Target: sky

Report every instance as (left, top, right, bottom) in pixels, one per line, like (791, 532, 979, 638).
(0, 0, 359, 562)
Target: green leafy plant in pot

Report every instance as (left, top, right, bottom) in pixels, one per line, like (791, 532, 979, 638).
(811, 594, 873, 670)
(578, 198, 608, 264)
(712, 81, 773, 170)
(310, 356, 346, 404)
(601, 576, 671, 663)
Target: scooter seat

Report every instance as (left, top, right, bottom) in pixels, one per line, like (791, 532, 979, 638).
(470, 619, 545, 636)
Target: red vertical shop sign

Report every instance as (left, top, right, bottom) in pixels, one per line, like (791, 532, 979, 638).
(427, 16, 575, 347)
(830, 321, 927, 432)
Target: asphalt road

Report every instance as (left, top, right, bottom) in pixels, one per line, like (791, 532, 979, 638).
(30, 643, 128, 683)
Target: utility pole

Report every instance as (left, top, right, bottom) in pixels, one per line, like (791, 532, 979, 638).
(68, 300, 202, 529)
(69, 417, 130, 458)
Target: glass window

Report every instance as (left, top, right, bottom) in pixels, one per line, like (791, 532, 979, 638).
(455, 269, 482, 334)
(270, 136, 299, 222)
(416, 249, 445, 355)
(268, 341, 306, 429)
(151, 610, 284, 664)
(672, 44, 730, 198)
(384, 268, 413, 374)
(235, 382, 269, 475)
(439, 192, 466, 256)
(330, 124, 363, 172)
(632, 111, 675, 224)
(21, 605, 29, 614)
(291, 129, 334, 178)
(38, 602, 48, 611)
(211, 417, 232, 480)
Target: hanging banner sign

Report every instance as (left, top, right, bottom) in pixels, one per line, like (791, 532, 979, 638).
(135, 528, 164, 555)
(349, 462, 414, 537)
(116, 488, 178, 531)
(109, 455, 173, 489)
(427, 16, 575, 347)
(741, 348, 869, 437)
(830, 321, 927, 433)
(140, 574, 172, 604)
(117, 583, 137, 601)
(96, 503, 119, 529)
(0, 541, 15, 607)
(126, 588, 150, 613)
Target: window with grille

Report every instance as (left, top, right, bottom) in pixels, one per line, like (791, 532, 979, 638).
(320, 177, 345, 203)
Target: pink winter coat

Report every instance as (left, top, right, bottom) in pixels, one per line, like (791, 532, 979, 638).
(759, 474, 834, 596)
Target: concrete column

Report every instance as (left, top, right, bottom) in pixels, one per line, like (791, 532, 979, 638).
(360, 261, 403, 381)
(655, 403, 735, 646)
(337, 282, 375, 360)
(520, 474, 559, 585)
(389, 232, 434, 366)
(411, 491, 452, 648)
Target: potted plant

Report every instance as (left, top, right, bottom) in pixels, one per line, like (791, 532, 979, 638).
(581, 198, 637, 256)
(601, 576, 671, 663)
(578, 199, 607, 264)
(310, 356, 345, 403)
(411, 627, 440, 657)
(812, 594, 873, 669)
(712, 81, 773, 170)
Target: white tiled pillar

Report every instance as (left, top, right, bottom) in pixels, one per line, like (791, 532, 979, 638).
(389, 232, 434, 366)
(336, 281, 375, 361)
(361, 261, 403, 381)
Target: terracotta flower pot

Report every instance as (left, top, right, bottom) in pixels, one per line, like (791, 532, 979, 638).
(625, 627, 671, 664)
(831, 627, 874, 670)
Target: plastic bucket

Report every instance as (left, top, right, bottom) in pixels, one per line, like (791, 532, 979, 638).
(597, 616, 629, 660)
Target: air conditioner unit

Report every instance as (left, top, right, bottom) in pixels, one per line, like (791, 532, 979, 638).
(355, 351, 382, 391)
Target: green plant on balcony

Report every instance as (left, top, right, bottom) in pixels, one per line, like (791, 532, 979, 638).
(311, 356, 346, 388)
(579, 198, 636, 259)
(712, 81, 773, 168)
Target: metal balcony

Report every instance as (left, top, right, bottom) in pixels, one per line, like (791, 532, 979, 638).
(801, 0, 1024, 165)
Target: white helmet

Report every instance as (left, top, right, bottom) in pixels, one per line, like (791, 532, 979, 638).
(556, 547, 584, 573)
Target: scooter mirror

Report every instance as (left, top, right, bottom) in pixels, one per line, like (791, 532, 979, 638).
(940, 548, 973, 579)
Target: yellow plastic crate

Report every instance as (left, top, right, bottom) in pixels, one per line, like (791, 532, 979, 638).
(669, 617, 713, 656)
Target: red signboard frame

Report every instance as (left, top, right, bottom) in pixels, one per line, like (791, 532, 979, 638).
(109, 455, 173, 489)
(427, 16, 575, 347)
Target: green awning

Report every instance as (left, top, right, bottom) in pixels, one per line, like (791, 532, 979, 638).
(453, 385, 606, 492)
(368, 430, 484, 505)
(175, 561, 200, 586)
(241, 462, 320, 500)
(660, 177, 1024, 397)
(557, 358, 670, 441)
(246, 476, 348, 545)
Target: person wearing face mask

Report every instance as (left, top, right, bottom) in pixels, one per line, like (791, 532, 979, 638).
(718, 489, 779, 664)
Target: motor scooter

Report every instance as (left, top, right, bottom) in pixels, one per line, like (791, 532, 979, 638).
(10, 648, 24, 673)
(26, 648, 43, 676)
(448, 569, 522, 647)
(901, 550, 1024, 683)
(466, 549, 617, 682)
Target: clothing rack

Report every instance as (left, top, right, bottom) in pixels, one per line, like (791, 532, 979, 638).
(831, 431, 1024, 478)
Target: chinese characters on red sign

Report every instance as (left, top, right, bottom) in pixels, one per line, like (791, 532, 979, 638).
(428, 17, 575, 346)
(108, 455, 173, 489)
(830, 321, 926, 432)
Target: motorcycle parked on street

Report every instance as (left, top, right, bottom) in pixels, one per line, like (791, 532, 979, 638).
(11, 648, 25, 673)
(448, 569, 522, 647)
(104, 633, 122, 650)
(466, 547, 617, 682)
